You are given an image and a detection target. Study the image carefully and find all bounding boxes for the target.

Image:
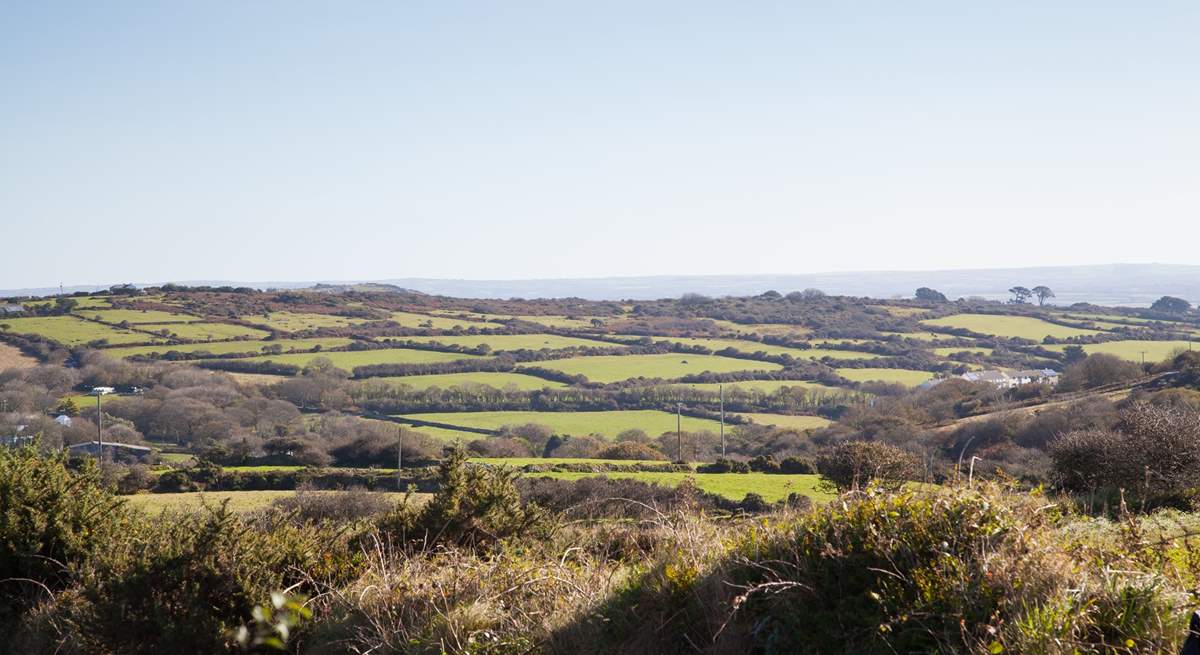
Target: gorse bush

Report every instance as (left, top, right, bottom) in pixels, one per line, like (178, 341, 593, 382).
(68, 505, 364, 654)
(0, 446, 127, 620)
(583, 484, 1194, 654)
(380, 448, 547, 550)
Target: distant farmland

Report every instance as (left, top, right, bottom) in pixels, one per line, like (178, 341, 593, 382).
(219, 347, 487, 370)
(366, 372, 566, 391)
(243, 312, 373, 331)
(77, 309, 201, 324)
(136, 322, 271, 341)
(1046, 340, 1195, 363)
(528, 471, 832, 502)
(397, 409, 724, 438)
(648, 337, 880, 360)
(1, 316, 161, 346)
(521, 353, 783, 384)
(104, 337, 356, 359)
(396, 333, 615, 351)
(737, 413, 832, 431)
(675, 380, 846, 394)
(923, 314, 1101, 340)
(836, 368, 935, 386)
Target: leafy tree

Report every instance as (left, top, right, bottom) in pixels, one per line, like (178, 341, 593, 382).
(1032, 286, 1055, 306)
(915, 287, 948, 302)
(1008, 286, 1032, 304)
(1151, 295, 1192, 314)
(1061, 344, 1087, 365)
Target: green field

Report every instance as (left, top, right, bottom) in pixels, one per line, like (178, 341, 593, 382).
(737, 413, 832, 431)
(871, 305, 931, 318)
(389, 311, 505, 330)
(528, 471, 831, 502)
(648, 337, 881, 360)
(923, 314, 1101, 340)
(136, 322, 271, 341)
(397, 409, 724, 438)
(508, 315, 608, 329)
(1046, 340, 1195, 363)
(243, 312, 373, 332)
(878, 331, 964, 342)
(103, 337, 356, 359)
(123, 490, 414, 513)
(77, 309, 201, 324)
(0, 316, 161, 347)
(223, 347, 487, 370)
(469, 457, 666, 466)
(365, 372, 567, 391)
(836, 367, 935, 386)
(933, 346, 995, 357)
(675, 380, 846, 394)
(398, 334, 614, 352)
(520, 353, 783, 383)
(707, 320, 811, 337)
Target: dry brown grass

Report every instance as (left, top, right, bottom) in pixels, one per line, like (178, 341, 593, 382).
(0, 343, 38, 371)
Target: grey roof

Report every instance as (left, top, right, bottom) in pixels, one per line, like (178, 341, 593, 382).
(67, 442, 152, 453)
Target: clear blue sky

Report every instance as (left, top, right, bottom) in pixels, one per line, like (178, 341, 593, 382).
(2, 2, 1198, 289)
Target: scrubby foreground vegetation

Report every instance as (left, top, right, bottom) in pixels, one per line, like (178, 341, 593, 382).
(6, 444, 1200, 654)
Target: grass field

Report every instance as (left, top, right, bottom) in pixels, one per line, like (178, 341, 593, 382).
(398, 334, 615, 352)
(136, 322, 271, 341)
(0, 316, 161, 347)
(675, 380, 846, 394)
(123, 490, 415, 513)
(0, 343, 38, 370)
(520, 353, 783, 383)
(389, 311, 505, 330)
(922, 314, 1101, 340)
(836, 367, 935, 386)
(469, 457, 667, 466)
(1046, 340, 1195, 363)
(737, 413, 832, 431)
(509, 315, 607, 329)
(878, 331, 963, 342)
(222, 347, 487, 370)
(528, 471, 831, 502)
(871, 305, 931, 318)
(243, 312, 373, 332)
(366, 372, 567, 390)
(77, 309, 200, 324)
(707, 320, 811, 337)
(933, 346, 995, 357)
(646, 337, 880, 361)
(397, 409, 724, 438)
(103, 337, 356, 359)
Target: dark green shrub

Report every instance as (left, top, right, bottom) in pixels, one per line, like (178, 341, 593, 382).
(380, 448, 546, 550)
(779, 456, 816, 474)
(747, 455, 781, 473)
(0, 446, 127, 618)
(72, 504, 363, 654)
(816, 441, 921, 491)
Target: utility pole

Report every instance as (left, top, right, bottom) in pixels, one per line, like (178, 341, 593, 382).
(95, 389, 103, 461)
(719, 384, 725, 459)
(397, 425, 403, 490)
(1140, 351, 1148, 365)
(676, 403, 683, 463)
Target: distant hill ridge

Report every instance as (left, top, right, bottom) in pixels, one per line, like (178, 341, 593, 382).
(3, 263, 1198, 307)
